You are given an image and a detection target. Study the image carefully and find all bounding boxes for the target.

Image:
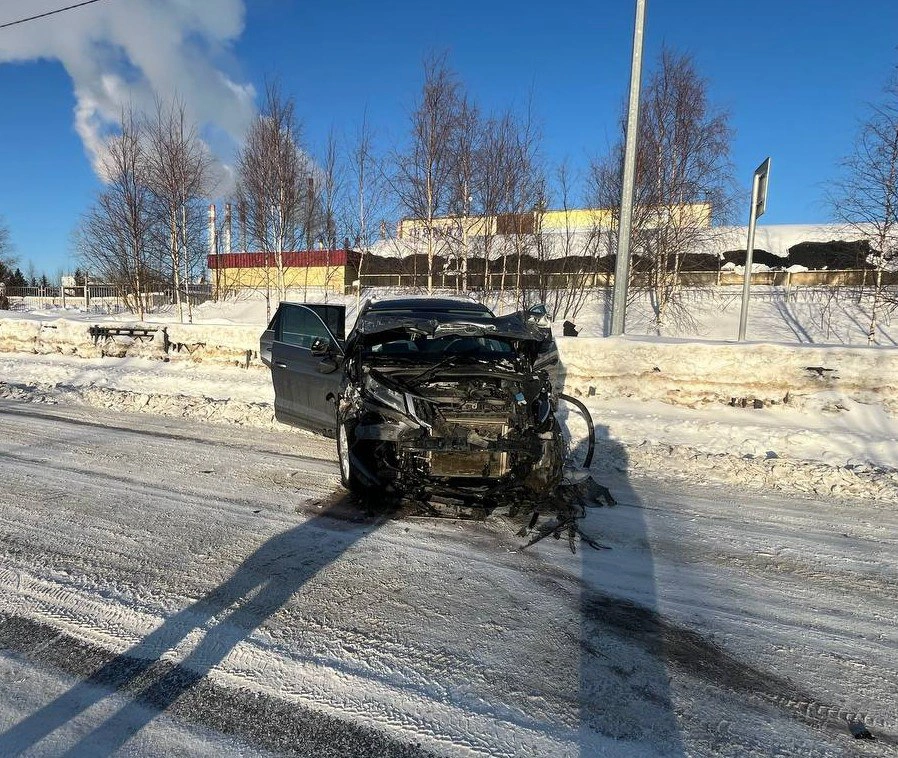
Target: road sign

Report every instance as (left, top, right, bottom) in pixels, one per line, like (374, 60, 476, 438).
(754, 158, 770, 219)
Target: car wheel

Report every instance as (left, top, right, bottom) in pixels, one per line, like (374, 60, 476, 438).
(336, 417, 368, 495)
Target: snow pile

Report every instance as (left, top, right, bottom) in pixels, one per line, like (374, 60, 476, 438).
(558, 336, 898, 412)
(0, 317, 263, 367)
(165, 323, 263, 367)
(700, 223, 872, 258)
(591, 437, 898, 504)
(0, 318, 102, 358)
(0, 380, 279, 429)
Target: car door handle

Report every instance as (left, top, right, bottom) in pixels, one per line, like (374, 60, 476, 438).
(274, 361, 287, 368)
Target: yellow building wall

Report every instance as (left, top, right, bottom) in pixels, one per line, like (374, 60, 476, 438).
(397, 203, 712, 239)
(398, 215, 492, 239)
(211, 264, 347, 292)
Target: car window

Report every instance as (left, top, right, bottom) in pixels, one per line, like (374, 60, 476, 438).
(279, 306, 333, 349)
(303, 305, 345, 341)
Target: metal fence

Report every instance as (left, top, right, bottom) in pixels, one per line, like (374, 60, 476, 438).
(1, 284, 215, 314)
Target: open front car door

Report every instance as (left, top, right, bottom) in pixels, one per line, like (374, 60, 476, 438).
(269, 303, 346, 435)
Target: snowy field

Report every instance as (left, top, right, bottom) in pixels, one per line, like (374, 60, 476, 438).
(0, 288, 896, 755)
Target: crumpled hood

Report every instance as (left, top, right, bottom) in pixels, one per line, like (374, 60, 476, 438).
(354, 312, 547, 343)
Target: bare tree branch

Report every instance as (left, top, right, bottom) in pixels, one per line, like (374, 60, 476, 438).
(393, 53, 465, 292)
(234, 82, 316, 318)
(592, 48, 735, 332)
(76, 109, 157, 319)
(144, 97, 214, 323)
(828, 67, 898, 343)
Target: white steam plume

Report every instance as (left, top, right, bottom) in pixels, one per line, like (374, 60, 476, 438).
(0, 0, 256, 179)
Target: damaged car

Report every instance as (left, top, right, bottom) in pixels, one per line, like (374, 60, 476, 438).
(261, 297, 586, 506)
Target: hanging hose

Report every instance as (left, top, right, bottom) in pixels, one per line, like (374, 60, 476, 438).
(558, 393, 595, 468)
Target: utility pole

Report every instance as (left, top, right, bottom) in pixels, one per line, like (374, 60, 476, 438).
(610, 0, 647, 336)
(461, 176, 469, 293)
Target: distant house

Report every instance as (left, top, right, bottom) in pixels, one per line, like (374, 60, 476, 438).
(206, 249, 360, 293)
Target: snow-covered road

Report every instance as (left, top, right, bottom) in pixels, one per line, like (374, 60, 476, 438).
(0, 400, 894, 756)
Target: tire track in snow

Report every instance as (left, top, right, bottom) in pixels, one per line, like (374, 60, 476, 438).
(1, 399, 894, 755)
(0, 399, 335, 465)
(0, 613, 434, 758)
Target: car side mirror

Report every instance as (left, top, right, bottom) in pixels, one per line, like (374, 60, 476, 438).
(526, 304, 551, 328)
(317, 356, 340, 374)
(310, 337, 331, 356)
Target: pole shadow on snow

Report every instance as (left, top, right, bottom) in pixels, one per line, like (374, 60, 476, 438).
(563, 419, 685, 756)
(0, 494, 384, 757)
(549, 352, 685, 755)
(565, 417, 888, 752)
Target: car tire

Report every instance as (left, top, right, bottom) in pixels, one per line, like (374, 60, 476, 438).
(336, 417, 369, 496)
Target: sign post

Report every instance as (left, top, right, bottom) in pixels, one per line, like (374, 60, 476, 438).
(738, 157, 770, 341)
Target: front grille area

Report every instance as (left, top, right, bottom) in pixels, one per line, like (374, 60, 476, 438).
(428, 451, 505, 478)
(428, 413, 510, 477)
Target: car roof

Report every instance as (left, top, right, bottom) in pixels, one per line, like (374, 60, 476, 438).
(365, 297, 493, 314)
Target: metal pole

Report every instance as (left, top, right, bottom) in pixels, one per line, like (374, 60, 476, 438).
(738, 174, 761, 341)
(610, 0, 647, 336)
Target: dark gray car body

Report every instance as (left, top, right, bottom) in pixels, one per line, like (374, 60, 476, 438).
(261, 297, 562, 503)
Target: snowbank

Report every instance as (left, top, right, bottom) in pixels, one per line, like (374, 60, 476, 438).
(0, 317, 263, 367)
(164, 323, 262, 366)
(558, 336, 898, 412)
(0, 318, 104, 358)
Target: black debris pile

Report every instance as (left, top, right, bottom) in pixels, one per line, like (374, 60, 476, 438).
(511, 471, 616, 554)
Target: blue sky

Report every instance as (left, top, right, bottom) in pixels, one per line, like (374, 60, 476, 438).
(0, 0, 897, 276)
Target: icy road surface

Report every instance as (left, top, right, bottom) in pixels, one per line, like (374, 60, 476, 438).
(0, 400, 894, 756)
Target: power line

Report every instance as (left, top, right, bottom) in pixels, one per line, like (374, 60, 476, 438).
(0, 0, 108, 30)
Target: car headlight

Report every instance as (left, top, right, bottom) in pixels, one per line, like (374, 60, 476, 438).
(363, 374, 409, 415)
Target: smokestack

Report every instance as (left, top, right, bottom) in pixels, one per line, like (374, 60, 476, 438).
(224, 203, 232, 254)
(239, 201, 247, 252)
(208, 204, 217, 256)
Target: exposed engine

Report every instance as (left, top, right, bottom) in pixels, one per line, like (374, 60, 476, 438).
(343, 361, 561, 503)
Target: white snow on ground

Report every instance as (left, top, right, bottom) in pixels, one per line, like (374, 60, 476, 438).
(0, 402, 894, 756)
(0, 290, 897, 755)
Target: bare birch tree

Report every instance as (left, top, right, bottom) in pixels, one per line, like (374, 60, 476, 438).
(448, 94, 479, 291)
(0, 217, 12, 268)
(503, 101, 543, 304)
(317, 128, 344, 299)
(593, 48, 734, 332)
(472, 110, 516, 291)
(347, 110, 386, 295)
(829, 67, 898, 344)
(539, 162, 598, 320)
(394, 54, 464, 292)
(235, 83, 313, 318)
(144, 98, 214, 323)
(76, 110, 155, 319)
(0, 217, 15, 307)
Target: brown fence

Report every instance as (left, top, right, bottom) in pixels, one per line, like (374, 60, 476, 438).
(357, 268, 898, 292)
